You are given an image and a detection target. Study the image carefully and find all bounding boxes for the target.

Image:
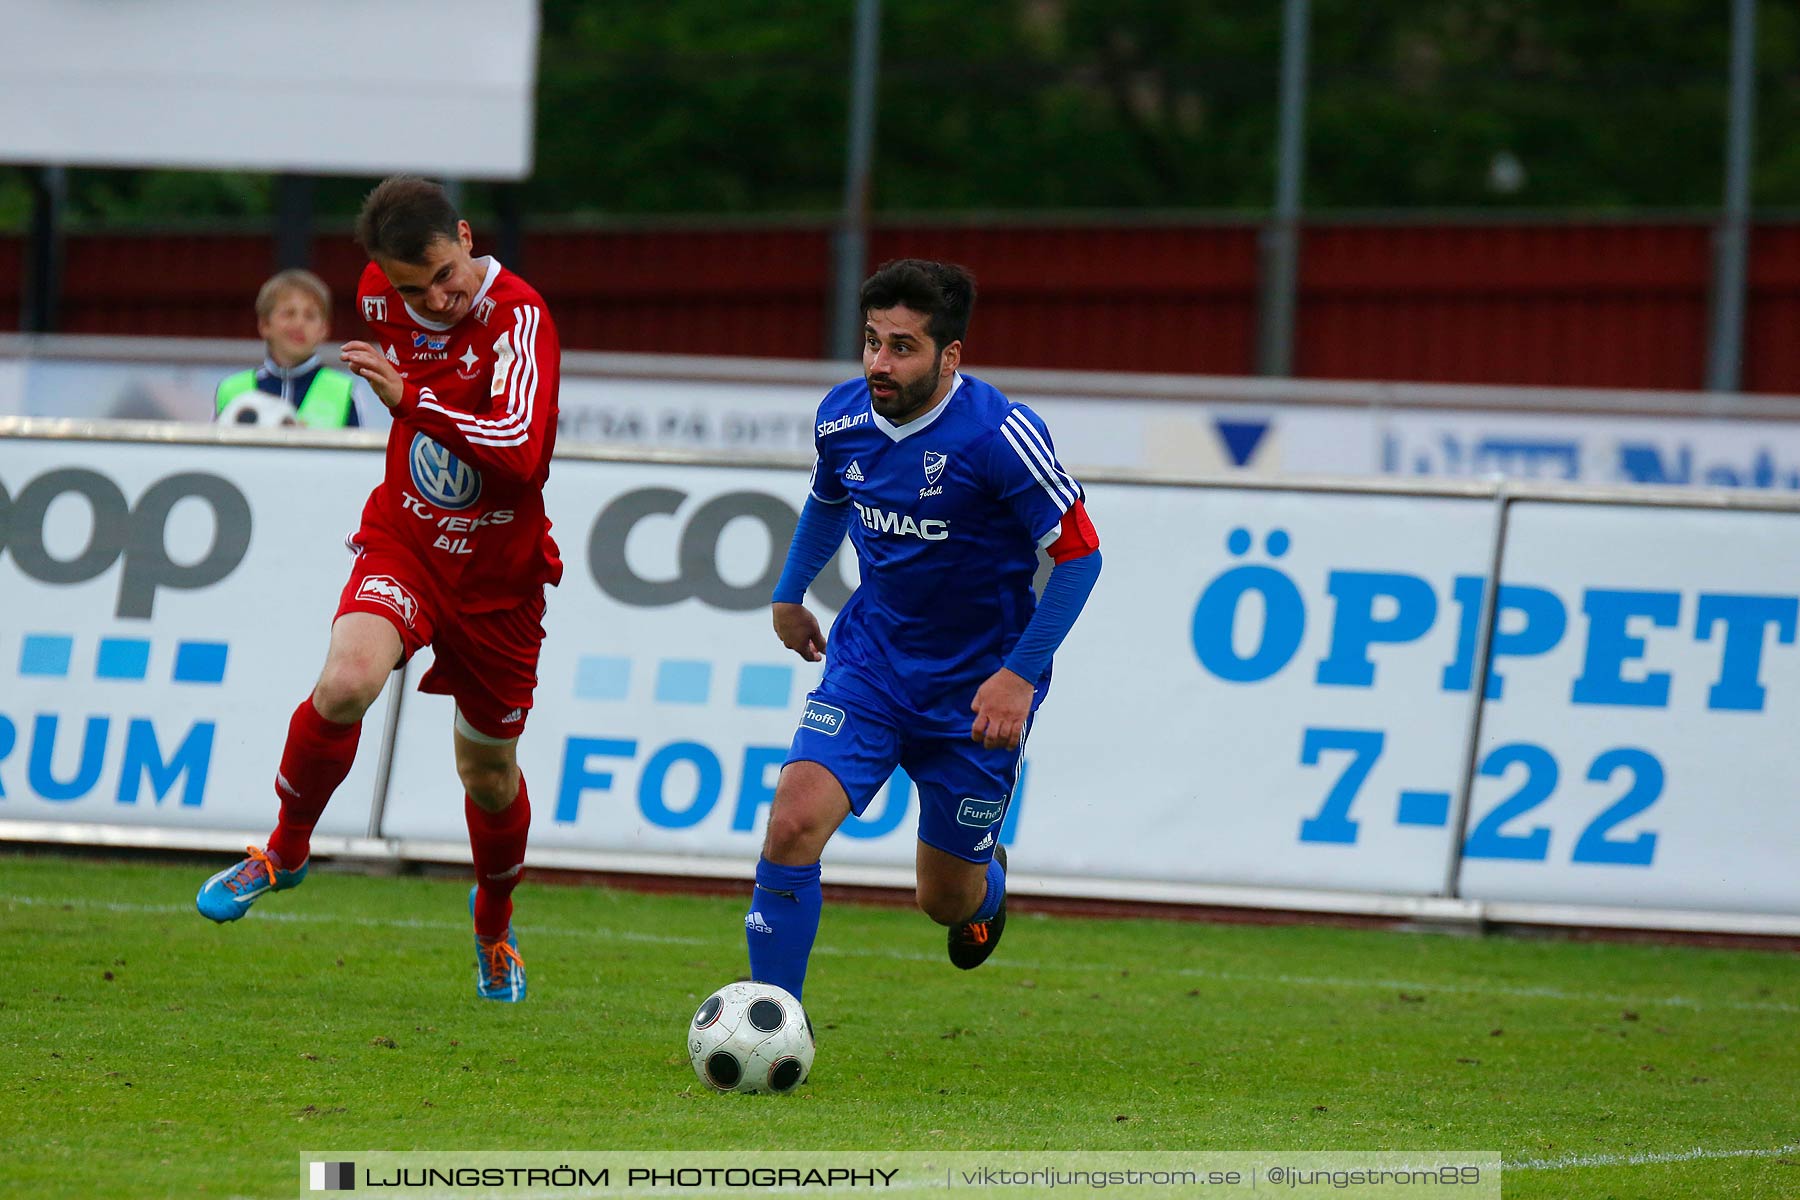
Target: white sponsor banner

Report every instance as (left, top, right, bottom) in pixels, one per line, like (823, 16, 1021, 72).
(382, 463, 1492, 897)
(1344, 409, 1800, 490)
(380, 464, 838, 858)
(552, 371, 1298, 474)
(1457, 502, 1800, 914)
(1066, 485, 1495, 892)
(0, 437, 392, 834)
(0, 0, 536, 177)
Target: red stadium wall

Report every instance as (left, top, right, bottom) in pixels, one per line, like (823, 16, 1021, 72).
(5, 217, 1796, 392)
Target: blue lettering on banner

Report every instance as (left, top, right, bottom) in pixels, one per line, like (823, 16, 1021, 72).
(731, 747, 788, 831)
(1190, 529, 1796, 713)
(1296, 725, 1662, 867)
(637, 741, 723, 828)
(553, 734, 1023, 847)
(1385, 433, 1800, 490)
(1383, 434, 1582, 480)
(0, 714, 213, 806)
(1617, 443, 1800, 490)
(4, 633, 223, 806)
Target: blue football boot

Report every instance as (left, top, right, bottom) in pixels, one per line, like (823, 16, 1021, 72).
(469, 885, 526, 1002)
(196, 846, 308, 923)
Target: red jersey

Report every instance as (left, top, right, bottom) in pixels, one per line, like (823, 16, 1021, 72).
(353, 258, 563, 611)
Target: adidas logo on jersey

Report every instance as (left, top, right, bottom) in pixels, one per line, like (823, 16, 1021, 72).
(972, 832, 995, 853)
(744, 910, 774, 934)
(501, 708, 524, 724)
(844, 461, 866, 482)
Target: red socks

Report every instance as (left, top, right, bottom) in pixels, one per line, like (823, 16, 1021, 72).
(266, 697, 360, 868)
(468, 775, 531, 937)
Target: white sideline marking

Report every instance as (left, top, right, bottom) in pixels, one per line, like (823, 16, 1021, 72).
(1509, 1142, 1800, 1171)
(4, 892, 1795, 1014)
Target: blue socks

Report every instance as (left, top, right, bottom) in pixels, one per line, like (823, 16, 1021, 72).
(970, 855, 1006, 923)
(747, 858, 823, 1002)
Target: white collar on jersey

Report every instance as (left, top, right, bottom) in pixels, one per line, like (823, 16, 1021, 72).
(403, 256, 503, 332)
(872, 372, 964, 443)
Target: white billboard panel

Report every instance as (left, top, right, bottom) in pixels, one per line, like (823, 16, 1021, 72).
(379, 464, 838, 862)
(1458, 502, 1800, 914)
(0, 0, 537, 177)
(382, 464, 1491, 898)
(1050, 485, 1496, 892)
(1352, 409, 1800, 490)
(553, 372, 1309, 475)
(0, 436, 393, 834)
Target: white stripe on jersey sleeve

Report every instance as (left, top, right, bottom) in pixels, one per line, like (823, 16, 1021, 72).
(1000, 420, 1076, 511)
(416, 304, 541, 447)
(1005, 409, 1081, 502)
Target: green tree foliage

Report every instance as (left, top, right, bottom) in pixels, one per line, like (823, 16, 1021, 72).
(5, 0, 1799, 228)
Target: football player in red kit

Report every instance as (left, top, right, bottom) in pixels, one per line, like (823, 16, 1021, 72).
(196, 176, 561, 1003)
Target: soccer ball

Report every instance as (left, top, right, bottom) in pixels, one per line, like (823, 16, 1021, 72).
(218, 392, 299, 427)
(688, 981, 815, 1094)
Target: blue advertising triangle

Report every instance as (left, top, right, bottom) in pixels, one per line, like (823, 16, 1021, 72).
(1216, 419, 1270, 467)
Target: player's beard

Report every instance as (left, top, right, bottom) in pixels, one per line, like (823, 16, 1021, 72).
(867, 351, 943, 423)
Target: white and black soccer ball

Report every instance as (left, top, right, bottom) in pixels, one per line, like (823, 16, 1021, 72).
(688, 981, 814, 1094)
(218, 392, 299, 427)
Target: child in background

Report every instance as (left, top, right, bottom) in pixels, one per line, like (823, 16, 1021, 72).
(215, 269, 386, 429)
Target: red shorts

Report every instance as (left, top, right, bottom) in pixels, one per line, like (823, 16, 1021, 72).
(336, 543, 547, 741)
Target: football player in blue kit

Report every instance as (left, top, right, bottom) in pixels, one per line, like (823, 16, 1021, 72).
(747, 259, 1103, 1002)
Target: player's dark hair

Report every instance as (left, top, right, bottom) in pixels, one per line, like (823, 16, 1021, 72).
(859, 259, 977, 350)
(354, 176, 462, 264)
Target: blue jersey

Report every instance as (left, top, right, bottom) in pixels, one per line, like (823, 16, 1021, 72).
(809, 373, 1084, 732)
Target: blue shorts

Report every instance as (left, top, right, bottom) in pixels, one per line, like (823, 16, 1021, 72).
(786, 680, 1027, 864)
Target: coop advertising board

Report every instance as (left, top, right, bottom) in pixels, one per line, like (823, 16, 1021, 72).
(1456, 501, 1800, 915)
(0, 435, 392, 834)
(11, 429, 1799, 922)
(382, 461, 1498, 898)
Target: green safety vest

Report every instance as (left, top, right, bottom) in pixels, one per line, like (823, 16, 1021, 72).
(215, 366, 356, 428)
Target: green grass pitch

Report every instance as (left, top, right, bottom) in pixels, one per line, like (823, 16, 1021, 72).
(3, 851, 1796, 1199)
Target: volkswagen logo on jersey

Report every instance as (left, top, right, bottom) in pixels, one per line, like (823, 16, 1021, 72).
(408, 433, 482, 510)
(924, 450, 947, 485)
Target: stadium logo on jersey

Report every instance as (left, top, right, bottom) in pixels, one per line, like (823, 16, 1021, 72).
(800, 700, 846, 736)
(412, 331, 449, 352)
(854, 501, 949, 541)
(408, 433, 483, 511)
(362, 296, 387, 321)
(956, 797, 1005, 828)
(474, 297, 497, 325)
(924, 450, 947, 485)
(844, 461, 866, 482)
(357, 575, 419, 626)
(818, 411, 870, 437)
